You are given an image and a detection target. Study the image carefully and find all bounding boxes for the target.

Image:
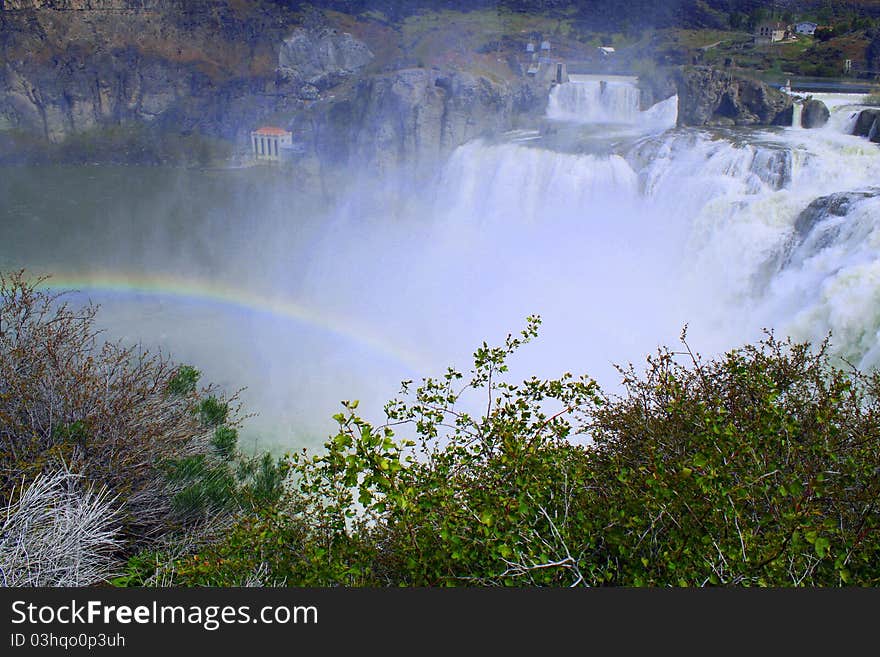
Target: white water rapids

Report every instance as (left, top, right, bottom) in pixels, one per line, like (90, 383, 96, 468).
(5, 79, 879, 448)
(547, 74, 679, 131)
(444, 81, 880, 375)
(305, 81, 880, 438)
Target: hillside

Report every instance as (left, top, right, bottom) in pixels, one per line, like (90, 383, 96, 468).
(1, 0, 878, 167)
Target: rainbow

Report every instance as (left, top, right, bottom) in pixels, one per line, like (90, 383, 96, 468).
(35, 271, 428, 373)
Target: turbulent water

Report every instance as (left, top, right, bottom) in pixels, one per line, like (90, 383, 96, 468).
(547, 74, 679, 133)
(2, 81, 878, 450)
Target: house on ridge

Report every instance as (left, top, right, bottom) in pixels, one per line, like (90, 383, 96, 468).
(755, 21, 789, 44)
(795, 21, 818, 36)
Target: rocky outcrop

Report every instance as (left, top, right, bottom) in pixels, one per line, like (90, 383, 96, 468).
(637, 72, 677, 111)
(780, 188, 880, 269)
(0, 3, 555, 168)
(674, 66, 793, 127)
(800, 98, 829, 129)
(853, 109, 880, 142)
(277, 27, 373, 94)
(793, 190, 879, 239)
(309, 67, 533, 173)
(0, 48, 241, 142)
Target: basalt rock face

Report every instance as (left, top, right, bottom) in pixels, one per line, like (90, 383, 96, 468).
(800, 98, 830, 129)
(0, 1, 293, 145)
(853, 109, 880, 142)
(0, 3, 546, 168)
(277, 27, 374, 92)
(308, 67, 537, 173)
(0, 47, 270, 143)
(674, 66, 793, 127)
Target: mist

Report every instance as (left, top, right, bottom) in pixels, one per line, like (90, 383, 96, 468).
(0, 138, 688, 450)
(4, 79, 880, 452)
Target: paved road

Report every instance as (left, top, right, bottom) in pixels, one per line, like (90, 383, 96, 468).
(773, 77, 875, 93)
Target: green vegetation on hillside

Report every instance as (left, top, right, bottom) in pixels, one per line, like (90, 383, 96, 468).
(329, 2, 880, 80)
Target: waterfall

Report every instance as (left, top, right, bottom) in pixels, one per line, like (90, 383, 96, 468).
(547, 74, 678, 131)
(5, 87, 878, 443)
(635, 102, 880, 367)
(436, 140, 640, 227)
(429, 92, 880, 372)
(792, 101, 803, 128)
(547, 75, 642, 123)
(641, 94, 679, 131)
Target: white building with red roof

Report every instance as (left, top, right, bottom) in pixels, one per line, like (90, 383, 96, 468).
(251, 126, 293, 161)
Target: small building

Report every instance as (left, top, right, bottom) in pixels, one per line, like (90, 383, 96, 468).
(525, 59, 567, 84)
(540, 40, 551, 51)
(526, 41, 535, 53)
(251, 126, 292, 161)
(755, 21, 788, 44)
(795, 21, 818, 36)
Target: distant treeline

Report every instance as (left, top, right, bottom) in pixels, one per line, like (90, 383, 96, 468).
(5, 0, 880, 29)
(266, 0, 880, 30)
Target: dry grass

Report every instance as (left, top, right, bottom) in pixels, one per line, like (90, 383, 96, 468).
(0, 468, 122, 587)
(0, 270, 236, 546)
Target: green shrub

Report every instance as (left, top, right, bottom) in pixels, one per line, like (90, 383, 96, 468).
(199, 396, 229, 427)
(167, 365, 201, 396)
(163, 319, 880, 587)
(211, 426, 239, 460)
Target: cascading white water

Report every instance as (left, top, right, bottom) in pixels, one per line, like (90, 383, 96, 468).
(770, 192, 880, 366)
(792, 102, 803, 128)
(430, 93, 880, 374)
(790, 92, 867, 133)
(5, 82, 878, 447)
(421, 138, 690, 387)
(641, 95, 679, 131)
(436, 141, 640, 226)
(547, 75, 642, 123)
(546, 73, 678, 131)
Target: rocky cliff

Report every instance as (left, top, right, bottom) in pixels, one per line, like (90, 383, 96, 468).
(853, 109, 880, 142)
(0, 1, 291, 145)
(0, 1, 549, 169)
(674, 66, 793, 128)
(801, 98, 829, 129)
(2, 2, 802, 170)
(277, 26, 374, 94)
(306, 67, 542, 173)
